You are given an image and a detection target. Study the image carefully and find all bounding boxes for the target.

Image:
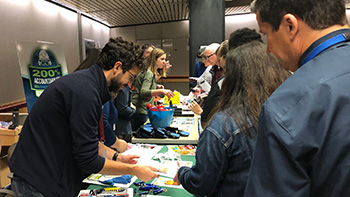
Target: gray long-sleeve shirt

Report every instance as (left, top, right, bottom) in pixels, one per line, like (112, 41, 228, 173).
(132, 69, 156, 114)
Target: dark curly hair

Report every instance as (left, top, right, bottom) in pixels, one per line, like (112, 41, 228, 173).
(229, 28, 263, 50)
(97, 37, 147, 72)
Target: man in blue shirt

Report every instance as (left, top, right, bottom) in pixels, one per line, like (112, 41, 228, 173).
(245, 0, 350, 196)
(9, 38, 159, 197)
(193, 45, 207, 78)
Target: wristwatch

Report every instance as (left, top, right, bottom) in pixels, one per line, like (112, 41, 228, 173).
(112, 151, 118, 161)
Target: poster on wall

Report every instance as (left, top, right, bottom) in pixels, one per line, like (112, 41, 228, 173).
(16, 41, 68, 112)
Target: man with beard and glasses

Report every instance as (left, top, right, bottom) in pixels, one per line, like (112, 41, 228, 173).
(9, 37, 159, 197)
(74, 48, 129, 154)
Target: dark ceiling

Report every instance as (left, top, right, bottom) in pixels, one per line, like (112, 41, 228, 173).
(50, 0, 350, 27)
(50, 0, 254, 27)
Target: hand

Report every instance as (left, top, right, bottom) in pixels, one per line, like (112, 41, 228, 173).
(117, 154, 140, 164)
(115, 139, 128, 153)
(156, 84, 164, 89)
(177, 160, 182, 168)
(188, 101, 203, 115)
(192, 87, 202, 96)
(130, 103, 136, 110)
(133, 165, 159, 182)
(173, 171, 180, 185)
(165, 61, 172, 70)
(162, 89, 174, 99)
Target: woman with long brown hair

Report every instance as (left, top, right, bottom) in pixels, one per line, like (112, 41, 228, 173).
(174, 41, 291, 196)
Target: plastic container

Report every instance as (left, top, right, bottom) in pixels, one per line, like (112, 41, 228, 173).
(147, 107, 174, 128)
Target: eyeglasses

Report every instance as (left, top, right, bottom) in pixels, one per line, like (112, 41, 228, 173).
(126, 70, 136, 82)
(202, 53, 215, 60)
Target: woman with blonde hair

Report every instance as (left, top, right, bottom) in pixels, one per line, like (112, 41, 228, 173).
(132, 48, 174, 130)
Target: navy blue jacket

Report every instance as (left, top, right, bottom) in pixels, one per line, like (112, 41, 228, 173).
(9, 65, 110, 197)
(193, 61, 206, 77)
(245, 29, 350, 196)
(102, 100, 118, 146)
(115, 86, 135, 135)
(178, 110, 256, 197)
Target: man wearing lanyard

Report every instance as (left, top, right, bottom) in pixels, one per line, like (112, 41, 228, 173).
(245, 0, 350, 196)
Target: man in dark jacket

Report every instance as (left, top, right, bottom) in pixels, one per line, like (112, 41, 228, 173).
(9, 37, 159, 197)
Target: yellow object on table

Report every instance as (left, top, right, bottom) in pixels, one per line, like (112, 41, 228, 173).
(164, 91, 180, 106)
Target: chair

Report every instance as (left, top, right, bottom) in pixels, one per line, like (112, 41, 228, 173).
(0, 143, 17, 197)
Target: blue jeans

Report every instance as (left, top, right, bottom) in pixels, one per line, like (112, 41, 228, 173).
(132, 113, 148, 131)
(11, 175, 45, 197)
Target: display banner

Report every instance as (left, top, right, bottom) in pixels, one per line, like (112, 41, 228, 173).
(16, 41, 68, 112)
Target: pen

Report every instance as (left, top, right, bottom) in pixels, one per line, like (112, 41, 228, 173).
(104, 187, 125, 192)
(116, 194, 129, 197)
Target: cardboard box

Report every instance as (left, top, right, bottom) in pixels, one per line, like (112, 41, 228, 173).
(0, 126, 21, 146)
(0, 146, 10, 188)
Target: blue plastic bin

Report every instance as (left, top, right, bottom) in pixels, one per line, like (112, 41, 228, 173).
(147, 107, 174, 128)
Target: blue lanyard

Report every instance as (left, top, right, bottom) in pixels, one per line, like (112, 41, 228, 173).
(302, 34, 347, 65)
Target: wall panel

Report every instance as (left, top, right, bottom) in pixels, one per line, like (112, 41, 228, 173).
(0, 0, 109, 106)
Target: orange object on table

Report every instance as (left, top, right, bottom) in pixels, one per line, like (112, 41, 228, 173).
(154, 96, 161, 102)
